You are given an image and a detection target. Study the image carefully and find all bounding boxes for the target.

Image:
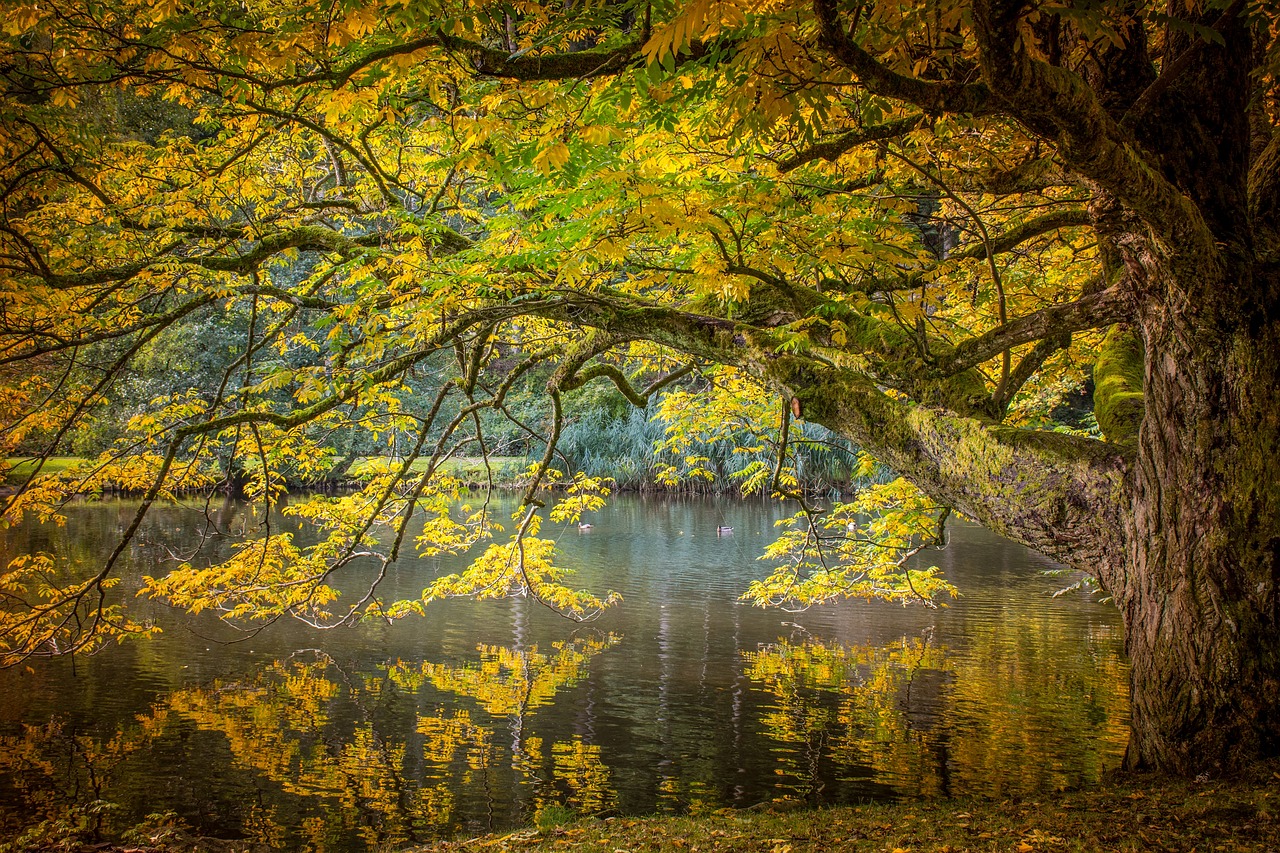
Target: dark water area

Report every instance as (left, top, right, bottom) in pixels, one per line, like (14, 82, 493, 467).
(0, 494, 1128, 851)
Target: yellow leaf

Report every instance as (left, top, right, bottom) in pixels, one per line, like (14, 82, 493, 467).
(533, 141, 571, 175)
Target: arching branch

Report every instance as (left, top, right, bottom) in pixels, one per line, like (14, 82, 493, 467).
(950, 208, 1092, 261)
(561, 361, 696, 406)
(969, 0, 1216, 260)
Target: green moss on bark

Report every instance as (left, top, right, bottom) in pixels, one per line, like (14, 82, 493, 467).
(1093, 326, 1145, 445)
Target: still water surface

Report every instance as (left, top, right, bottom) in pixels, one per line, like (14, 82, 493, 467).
(0, 494, 1128, 850)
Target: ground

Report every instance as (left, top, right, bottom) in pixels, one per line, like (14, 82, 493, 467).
(419, 765, 1279, 853)
(6, 763, 1277, 852)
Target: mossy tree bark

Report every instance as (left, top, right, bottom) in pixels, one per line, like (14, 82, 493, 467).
(1119, 299, 1280, 771)
(838, 0, 1280, 771)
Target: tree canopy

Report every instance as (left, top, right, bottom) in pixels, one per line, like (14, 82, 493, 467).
(1, 0, 1277, 774)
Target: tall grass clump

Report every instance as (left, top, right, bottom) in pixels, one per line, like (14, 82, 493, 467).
(548, 401, 886, 496)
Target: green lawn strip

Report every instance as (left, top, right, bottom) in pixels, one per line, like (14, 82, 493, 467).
(351, 455, 527, 483)
(419, 768, 1280, 853)
(3, 456, 88, 484)
(439, 456, 526, 482)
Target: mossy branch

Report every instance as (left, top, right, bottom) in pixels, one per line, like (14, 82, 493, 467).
(562, 362, 696, 407)
(932, 288, 1127, 377)
(969, 0, 1216, 262)
(950, 209, 1092, 261)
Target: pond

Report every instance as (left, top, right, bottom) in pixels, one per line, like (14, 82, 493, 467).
(0, 494, 1128, 850)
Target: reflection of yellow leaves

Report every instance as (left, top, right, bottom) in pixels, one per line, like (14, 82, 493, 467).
(394, 636, 618, 717)
(553, 737, 615, 813)
(148, 655, 440, 844)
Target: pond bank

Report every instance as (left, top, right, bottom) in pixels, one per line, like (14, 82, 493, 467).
(30, 766, 1275, 853)
(416, 766, 1279, 853)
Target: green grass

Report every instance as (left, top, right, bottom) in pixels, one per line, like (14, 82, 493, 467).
(351, 456, 526, 483)
(439, 456, 526, 483)
(3, 456, 87, 485)
(413, 765, 1279, 853)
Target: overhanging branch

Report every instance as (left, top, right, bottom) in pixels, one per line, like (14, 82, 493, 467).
(562, 362, 696, 406)
(969, 0, 1216, 260)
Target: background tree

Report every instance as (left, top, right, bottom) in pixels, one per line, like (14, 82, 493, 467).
(0, 0, 1276, 775)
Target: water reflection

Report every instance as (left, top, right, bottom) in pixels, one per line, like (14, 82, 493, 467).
(744, 630, 1127, 802)
(0, 496, 1129, 850)
(1, 631, 1125, 849)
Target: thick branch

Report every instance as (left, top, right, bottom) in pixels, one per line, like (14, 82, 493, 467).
(1249, 128, 1280, 253)
(40, 223, 469, 288)
(1120, 0, 1247, 130)
(813, 0, 994, 116)
(520, 289, 1128, 577)
(969, 0, 1216, 261)
(780, 361, 1129, 579)
(995, 331, 1070, 415)
(562, 362, 696, 406)
(442, 34, 643, 80)
(1093, 325, 1145, 446)
(951, 208, 1091, 261)
(932, 287, 1128, 376)
(778, 115, 924, 173)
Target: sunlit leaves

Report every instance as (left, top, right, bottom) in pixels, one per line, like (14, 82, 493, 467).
(548, 472, 613, 524)
(0, 554, 160, 665)
(0, 0, 1160, 656)
(421, 532, 620, 619)
(653, 370, 777, 489)
(142, 532, 341, 622)
(743, 478, 957, 609)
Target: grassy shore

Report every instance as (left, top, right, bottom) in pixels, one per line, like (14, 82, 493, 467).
(416, 767, 1278, 853)
(6, 755, 1276, 853)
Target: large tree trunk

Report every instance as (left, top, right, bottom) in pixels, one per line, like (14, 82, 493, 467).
(1118, 265, 1280, 772)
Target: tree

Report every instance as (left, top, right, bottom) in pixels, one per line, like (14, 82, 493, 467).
(0, 0, 1276, 775)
